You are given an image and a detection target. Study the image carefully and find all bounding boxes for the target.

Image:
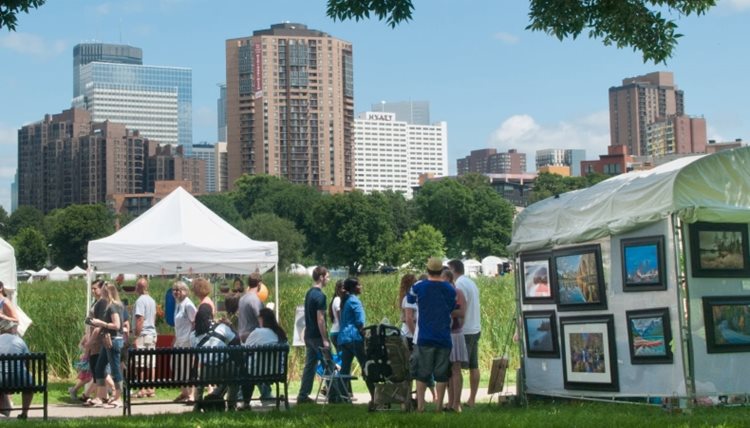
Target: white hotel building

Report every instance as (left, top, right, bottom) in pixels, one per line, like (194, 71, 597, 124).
(354, 111, 448, 198)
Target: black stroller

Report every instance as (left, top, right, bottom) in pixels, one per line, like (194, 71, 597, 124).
(362, 323, 414, 411)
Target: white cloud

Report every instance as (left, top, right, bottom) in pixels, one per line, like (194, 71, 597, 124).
(95, 3, 111, 15)
(725, 0, 750, 11)
(493, 32, 520, 45)
(487, 111, 611, 170)
(707, 125, 725, 142)
(0, 32, 66, 59)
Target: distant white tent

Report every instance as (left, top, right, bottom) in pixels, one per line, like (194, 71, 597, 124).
(67, 266, 87, 278)
(33, 268, 50, 280)
(288, 263, 307, 275)
(464, 259, 482, 278)
(481, 256, 509, 277)
(48, 266, 70, 282)
(0, 237, 18, 305)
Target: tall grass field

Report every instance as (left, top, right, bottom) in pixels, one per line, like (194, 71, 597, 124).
(17, 273, 518, 380)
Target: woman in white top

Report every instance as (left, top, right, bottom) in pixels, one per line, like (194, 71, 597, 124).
(171, 280, 196, 403)
(245, 307, 288, 347)
(327, 280, 345, 352)
(0, 281, 19, 324)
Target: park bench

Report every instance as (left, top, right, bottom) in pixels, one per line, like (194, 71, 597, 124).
(123, 343, 289, 416)
(0, 352, 48, 420)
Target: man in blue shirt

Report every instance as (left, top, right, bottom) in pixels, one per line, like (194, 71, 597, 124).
(296, 266, 329, 404)
(407, 257, 456, 413)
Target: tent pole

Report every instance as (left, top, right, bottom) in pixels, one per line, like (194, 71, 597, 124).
(275, 264, 279, 322)
(85, 264, 92, 318)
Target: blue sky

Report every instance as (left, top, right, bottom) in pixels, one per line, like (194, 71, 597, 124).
(1, 0, 749, 212)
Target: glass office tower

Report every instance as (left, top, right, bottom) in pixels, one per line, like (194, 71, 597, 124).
(73, 62, 192, 150)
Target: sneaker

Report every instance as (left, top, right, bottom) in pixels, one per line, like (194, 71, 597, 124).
(296, 396, 316, 405)
(68, 387, 77, 401)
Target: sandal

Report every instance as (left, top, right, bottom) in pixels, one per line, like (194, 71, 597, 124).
(84, 398, 103, 407)
(103, 401, 122, 409)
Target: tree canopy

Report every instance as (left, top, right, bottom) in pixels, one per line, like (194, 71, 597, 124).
(0, 0, 45, 31)
(327, 0, 716, 63)
(47, 204, 113, 269)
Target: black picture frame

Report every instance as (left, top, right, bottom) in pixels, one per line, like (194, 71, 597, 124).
(559, 314, 619, 391)
(520, 253, 554, 304)
(703, 296, 750, 354)
(553, 244, 607, 311)
(689, 222, 750, 278)
(625, 308, 673, 364)
(523, 310, 559, 358)
(621, 236, 667, 292)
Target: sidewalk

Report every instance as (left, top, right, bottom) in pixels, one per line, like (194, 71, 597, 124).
(9, 385, 516, 419)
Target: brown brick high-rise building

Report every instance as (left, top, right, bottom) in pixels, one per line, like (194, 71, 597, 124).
(225, 23, 354, 192)
(18, 108, 204, 214)
(609, 72, 684, 156)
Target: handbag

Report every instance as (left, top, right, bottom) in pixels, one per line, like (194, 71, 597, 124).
(103, 332, 113, 349)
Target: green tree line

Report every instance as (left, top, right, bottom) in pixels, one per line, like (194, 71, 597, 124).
(1, 171, 606, 273)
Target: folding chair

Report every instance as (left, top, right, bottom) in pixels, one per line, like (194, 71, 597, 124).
(315, 347, 356, 404)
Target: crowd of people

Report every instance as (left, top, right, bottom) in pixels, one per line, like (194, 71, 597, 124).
(296, 257, 482, 413)
(1, 256, 481, 417)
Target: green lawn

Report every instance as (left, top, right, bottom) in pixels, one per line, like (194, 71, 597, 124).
(10, 400, 750, 427)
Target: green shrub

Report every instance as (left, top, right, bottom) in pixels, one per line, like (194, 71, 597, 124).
(18, 273, 518, 381)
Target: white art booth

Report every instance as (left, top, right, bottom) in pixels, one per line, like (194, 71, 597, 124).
(509, 147, 750, 400)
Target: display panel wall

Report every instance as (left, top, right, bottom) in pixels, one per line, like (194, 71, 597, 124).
(521, 219, 687, 397)
(686, 221, 750, 396)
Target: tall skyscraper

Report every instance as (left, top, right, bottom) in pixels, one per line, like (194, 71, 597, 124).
(225, 23, 354, 192)
(217, 83, 227, 141)
(371, 100, 430, 125)
(354, 111, 447, 198)
(535, 148, 586, 176)
(71, 43, 192, 152)
(609, 71, 684, 156)
(192, 142, 217, 192)
(73, 42, 142, 98)
(457, 149, 526, 175)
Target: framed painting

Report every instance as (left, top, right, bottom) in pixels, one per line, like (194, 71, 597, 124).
(553, 245, 607, 311)
(626, 308, 673, 364)
(523, 310, 559, 358)
(520, 253, 554, 304)
(621, 236, 666, 292)
(689, 222, 750, 278)
(703, 296, 750, 353)
(559, 315, 619, 391)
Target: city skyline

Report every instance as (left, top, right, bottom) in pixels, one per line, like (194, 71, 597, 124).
(1, 0, 749, 211)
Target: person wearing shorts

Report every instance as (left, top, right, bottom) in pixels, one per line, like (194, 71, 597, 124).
(134, 277, 157, 398)
(449, 259, 482, 407)
(407, 257, 456, 413)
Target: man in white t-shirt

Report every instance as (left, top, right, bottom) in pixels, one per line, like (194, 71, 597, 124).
(134, 277, 157, 397)
(449, 259, 481, 407)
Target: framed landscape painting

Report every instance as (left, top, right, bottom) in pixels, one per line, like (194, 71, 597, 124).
(553, 245, 607, 311)
(559, 315, 619, 391)
(520, 253, 554, 304)
(626, 308, 673, 364)
(621, 236, 666, 292)
(523, 311, 559, 358)
(689, 222, 750, 278)
(703, 296, 750, 353)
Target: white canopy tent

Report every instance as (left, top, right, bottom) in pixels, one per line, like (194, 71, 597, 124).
(509, 147, 750, 254)
(87, 187, 279, 315)
(48, 266, 70, 282)
(67, 266, 87, 278)
(0, 237, 18, 304)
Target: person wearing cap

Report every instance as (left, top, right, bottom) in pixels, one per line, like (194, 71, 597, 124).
(407, 257, 457, 413)
(0, 320, 34, 419)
